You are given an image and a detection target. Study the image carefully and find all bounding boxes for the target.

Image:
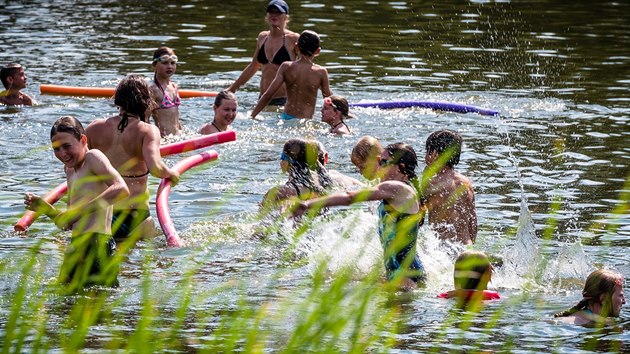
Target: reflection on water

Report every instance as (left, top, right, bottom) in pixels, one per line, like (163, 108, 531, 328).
(1, 0, 629, 351)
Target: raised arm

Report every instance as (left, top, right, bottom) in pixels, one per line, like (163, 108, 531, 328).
(228, 32, 265, 93)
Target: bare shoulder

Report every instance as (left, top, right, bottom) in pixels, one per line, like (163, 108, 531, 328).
(286, 30, 300, 41)
(257, 31, 271, 41)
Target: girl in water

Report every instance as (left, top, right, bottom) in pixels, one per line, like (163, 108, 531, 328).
(554, 269, 625, 326)
(293, 143, 426, 290)
(321, 95, 352, 135)
(261, 138, 332, 212)
(150, 46, 182, 137)
(437, 250, 500, 308)
(228, 0, 299, 106)
(199, 90, 238, 134)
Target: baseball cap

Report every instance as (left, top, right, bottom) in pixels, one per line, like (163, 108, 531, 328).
(267, 0, 289, 14)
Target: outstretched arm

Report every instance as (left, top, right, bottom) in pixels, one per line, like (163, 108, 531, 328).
(228, 32, 265, 93)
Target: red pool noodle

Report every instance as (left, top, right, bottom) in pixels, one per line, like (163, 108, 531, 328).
(40, 84, 217, 98)
(14, 131, 236, 232)
(156, 150, 219, 247)
(14, 182, 68, 232)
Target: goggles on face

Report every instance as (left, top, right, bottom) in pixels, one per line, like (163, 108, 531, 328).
(153, 54, 178, 64)
(280, 151, 296, 164)
(323, 97, 339, 111)
(379, 158, 395, 167)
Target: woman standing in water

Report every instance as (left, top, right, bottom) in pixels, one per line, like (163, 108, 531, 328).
(228, 0, 299, 106)
(554, 269, 625, 326)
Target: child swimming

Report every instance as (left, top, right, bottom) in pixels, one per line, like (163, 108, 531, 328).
(0, 63, 34, 106)
(437, 250, 500, 307)
(321, 95, 352, 135)
(199, 90, 238, 134)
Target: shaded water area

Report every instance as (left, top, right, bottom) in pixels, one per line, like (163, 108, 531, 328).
(1, 0, 629, 352)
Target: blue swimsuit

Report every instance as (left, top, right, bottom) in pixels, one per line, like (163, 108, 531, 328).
(377, 200, 426, 283)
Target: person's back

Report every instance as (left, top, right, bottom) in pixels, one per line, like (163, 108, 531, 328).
(423, 129, 477, 245)
(251, 30, 332, 120)
(86, 75, 179, 241)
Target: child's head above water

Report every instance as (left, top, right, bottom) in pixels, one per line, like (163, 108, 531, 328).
(426, 129, 462, 168)
(351, 136, 382, 180)
(0, 63, 26, 90)
(298, 30, 320, 56)
(581, 269, 624, 317)
(453, 250, 492, 291)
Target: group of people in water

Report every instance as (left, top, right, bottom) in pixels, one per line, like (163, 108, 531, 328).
(6, 0, 624, 326)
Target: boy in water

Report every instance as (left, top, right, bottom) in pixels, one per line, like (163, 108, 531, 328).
(422, 129, 477, 245)
(438, 250, 500, 304)
(250, 30, 332, 120)
(0, 63, 34, 106)
(24, 116, 129, 293)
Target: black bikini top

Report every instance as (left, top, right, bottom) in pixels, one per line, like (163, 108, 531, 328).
(257, 34, 292, 65)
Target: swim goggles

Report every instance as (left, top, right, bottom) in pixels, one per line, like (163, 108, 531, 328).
(153, 54, 178, 64)
(280, 151, 296, 164)
(379, 158, 395, 167)
(323, 97, 339, 111)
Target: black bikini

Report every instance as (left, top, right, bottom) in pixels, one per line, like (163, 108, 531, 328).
(211, 122, 223, 132)
(257, 34, 292, 65)
(331, 121, 350, 133)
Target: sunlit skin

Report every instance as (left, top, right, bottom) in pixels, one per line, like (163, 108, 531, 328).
(52, 132, 88, 170)
(199, 99, 238, 134)
(228, 8, 299, 101)
(0, 67, 34, 106)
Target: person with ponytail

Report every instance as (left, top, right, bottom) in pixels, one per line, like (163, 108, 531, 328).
(261, 138, 332, 212)
(555, 269, 625, 326)
(86, 75, 179, 244)
(293, 142, 426, 291)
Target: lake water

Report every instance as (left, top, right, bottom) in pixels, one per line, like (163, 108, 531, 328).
(1, 0, 629, 352)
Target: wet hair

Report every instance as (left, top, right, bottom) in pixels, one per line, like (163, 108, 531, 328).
(554, 269, 623, 318)
(282, 138, 331, 194)
(351, 136, 382, 167)
(152, 46, 176, 63)
(425, 129, 462, 167)
(114, 75, 155, 132)
(454, 251, 492, 290)
(328, 95, 352, 119)
(1, 63, 23, 89)
(384, 142, 418, 180)
(50, 116, 85, 141)
(298, 30, 320, 56)
(214, 89, 237, 107)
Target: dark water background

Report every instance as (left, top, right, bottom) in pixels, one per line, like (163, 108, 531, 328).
(1, 0, 629, 352)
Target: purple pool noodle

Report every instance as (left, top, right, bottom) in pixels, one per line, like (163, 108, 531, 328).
(348, 101, 499, 116)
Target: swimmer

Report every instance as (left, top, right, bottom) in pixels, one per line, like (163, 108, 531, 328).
(24, 116, 129, 293)
(321, 95, 352, 135)
(149, 47, 182, 137)
(293, 143, 426, 291)
(437, 250, 500, 307)
(261, 138, 332, 212)
(251, 30, 332, 120)
(228, 0, 299, 106)
(350, 136, 383, 181)
(86, 75, 180, 244)
(422, 129, 477, 245)
(0, 63, 34, 106)
(199, 90, 238, 134)
(554, 269, 625, 326)
(315, 141, 363, 189)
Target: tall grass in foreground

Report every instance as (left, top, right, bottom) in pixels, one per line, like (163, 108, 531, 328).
(2, 169, 628, 353)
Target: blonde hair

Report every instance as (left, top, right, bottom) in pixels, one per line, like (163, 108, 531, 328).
(351, 136, 382, 167)
(453, 250, 492, 290)
(554, 269, 623, 318)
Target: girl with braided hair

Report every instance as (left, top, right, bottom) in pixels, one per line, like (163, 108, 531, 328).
(555, 269, 625, 326)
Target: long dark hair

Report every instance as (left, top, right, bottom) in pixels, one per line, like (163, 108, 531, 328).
(554, 269, 623, 318)
(283, 138, 331, 194)
(114, 75, 154, 132)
